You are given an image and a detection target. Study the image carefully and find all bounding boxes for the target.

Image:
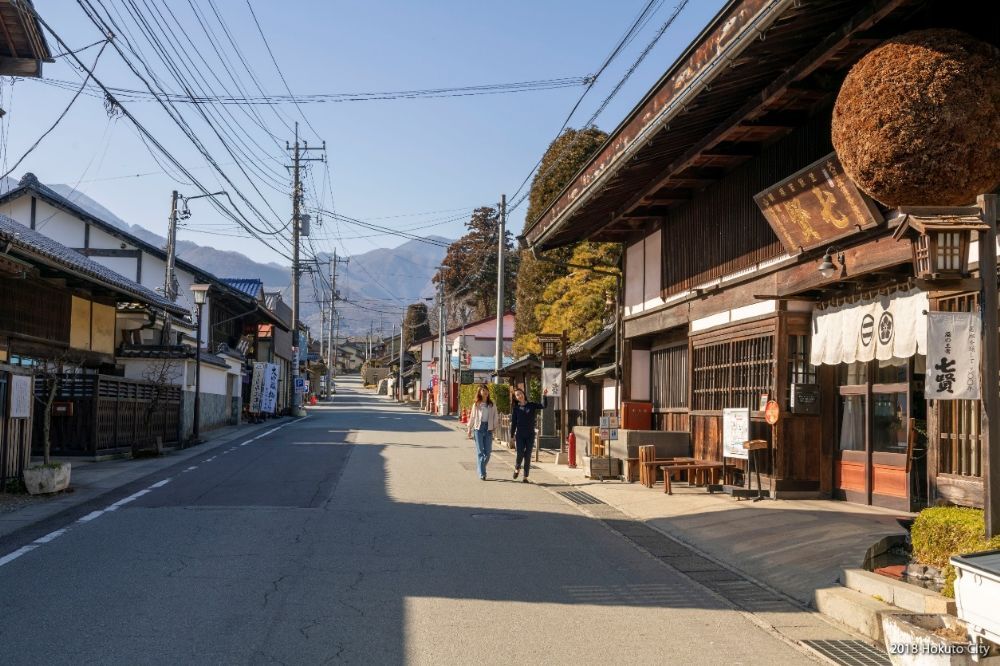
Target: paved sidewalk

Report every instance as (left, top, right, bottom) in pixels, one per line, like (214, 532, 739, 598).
(0, 416, 295, 540)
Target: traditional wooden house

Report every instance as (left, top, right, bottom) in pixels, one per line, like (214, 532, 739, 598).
(522, 0, 999, 511)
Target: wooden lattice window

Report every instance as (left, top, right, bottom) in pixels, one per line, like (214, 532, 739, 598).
(651, 346, 688, 409)
(692, 335, 773, 411)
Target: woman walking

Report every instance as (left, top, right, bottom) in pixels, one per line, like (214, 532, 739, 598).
(510, 387, 545, 483)
(466, 384, 498, 480)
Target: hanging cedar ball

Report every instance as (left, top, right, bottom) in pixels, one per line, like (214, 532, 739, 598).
(832, 29, 1000, 206)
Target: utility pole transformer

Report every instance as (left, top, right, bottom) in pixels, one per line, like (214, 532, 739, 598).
(286, 122, 325, 416)
(495, 194, 506, 381)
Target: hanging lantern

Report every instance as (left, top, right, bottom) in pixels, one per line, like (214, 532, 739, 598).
(893, 210, 987, 281)
(537, 334, 561, 360)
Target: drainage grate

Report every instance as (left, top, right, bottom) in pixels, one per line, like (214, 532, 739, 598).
(801, 640, 890, 666)
(559, 490, 606, 505)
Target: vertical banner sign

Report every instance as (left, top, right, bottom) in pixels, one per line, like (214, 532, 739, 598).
(541, 367, 562, 398)
(926, 312, 981, 400)
(722, 408, 750, 460)
(9, 374, 32, 418)
(249, 362, 265, 412)
(260, 363, 279, 413)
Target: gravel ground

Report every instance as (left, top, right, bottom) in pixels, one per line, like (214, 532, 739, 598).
(0, 491, 50, 514)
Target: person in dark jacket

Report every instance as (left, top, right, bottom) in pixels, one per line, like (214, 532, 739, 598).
(510, 387, 545, 483)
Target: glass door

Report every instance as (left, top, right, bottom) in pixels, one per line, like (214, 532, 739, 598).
(836, 362, 869, 504)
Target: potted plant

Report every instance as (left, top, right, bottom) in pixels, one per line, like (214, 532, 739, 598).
(23, 359, 73, 495)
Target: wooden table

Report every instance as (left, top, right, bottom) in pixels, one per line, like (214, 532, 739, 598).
(659, 461, 723, 494)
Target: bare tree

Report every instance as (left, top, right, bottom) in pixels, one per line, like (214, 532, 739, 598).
(32, 352, 85, 466)
(137, 358, 182, 456)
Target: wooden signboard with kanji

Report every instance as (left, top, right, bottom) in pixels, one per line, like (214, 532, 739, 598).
(754, 152, 884, 254)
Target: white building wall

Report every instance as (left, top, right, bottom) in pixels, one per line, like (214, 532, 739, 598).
(31, 200, 87, 246)
(630, 349, 651, 400)
(602, 379, 617, 412)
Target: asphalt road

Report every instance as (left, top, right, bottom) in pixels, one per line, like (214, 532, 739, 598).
(0, 377, 817, 665)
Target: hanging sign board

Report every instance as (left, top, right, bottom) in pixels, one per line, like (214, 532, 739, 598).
(9, 374, 32, 419)
(764, 400, 780, 426)
(926, 312, 980, 400)
(722, 408, 750, 460)
(260, 363, 279, 413)
(754, 153, 883, 254)
(541, 368, 562, 398)
(249, 362, 265, 412)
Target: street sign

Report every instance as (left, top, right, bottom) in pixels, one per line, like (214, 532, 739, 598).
(294, 377, 306, 393)
(764, 400, 781, 425)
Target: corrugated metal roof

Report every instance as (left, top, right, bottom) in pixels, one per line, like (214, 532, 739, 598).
(0, 214, 188, 315)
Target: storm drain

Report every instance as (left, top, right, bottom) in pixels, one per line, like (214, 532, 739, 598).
(559, 490, 606, 505)
(801, 640, 890, 666)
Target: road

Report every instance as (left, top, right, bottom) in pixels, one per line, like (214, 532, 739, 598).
(0, 377, 817, 665)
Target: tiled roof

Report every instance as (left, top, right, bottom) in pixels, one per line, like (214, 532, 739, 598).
(0, 214, 188, 316)
(221, 278, 263, 299)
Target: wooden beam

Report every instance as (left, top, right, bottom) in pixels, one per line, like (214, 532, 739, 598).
(777, 234, 912, 297)
(0, 16, 19, 59)
(614, 0, 909, 223)
(74, 248, 141, 258)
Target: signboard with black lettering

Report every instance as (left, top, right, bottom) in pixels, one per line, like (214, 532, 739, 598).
(790, 384, 820, 415)
(722, 408, 750, 460)
(754, 153, 883, 254)
(926, 312, 980, 400)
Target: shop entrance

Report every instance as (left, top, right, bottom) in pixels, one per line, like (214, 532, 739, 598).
(835, 358, 927, 510)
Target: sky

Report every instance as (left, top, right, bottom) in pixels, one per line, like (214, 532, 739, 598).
(1, 0, 727, 268)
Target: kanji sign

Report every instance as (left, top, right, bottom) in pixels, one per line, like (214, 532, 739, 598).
(754, 153, 883, 254)
(9, 374, 32, 419)
(926, 312, 980, 400)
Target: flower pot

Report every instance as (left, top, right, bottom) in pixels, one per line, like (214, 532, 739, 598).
(882, 613, 999, 666)
(23, 462, 72, 495)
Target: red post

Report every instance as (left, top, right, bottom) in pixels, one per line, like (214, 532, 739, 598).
(567, 431, 577, 469)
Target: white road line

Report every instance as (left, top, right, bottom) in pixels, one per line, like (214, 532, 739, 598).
(149, 479, 171, 489)
(0, 545, 38, 567)
(205, 457, 216, 462)
(33, 529, 67, 544)
(77, 510, 104, 523)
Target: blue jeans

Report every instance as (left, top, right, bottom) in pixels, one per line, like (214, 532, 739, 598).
(473, 429, 493, 478)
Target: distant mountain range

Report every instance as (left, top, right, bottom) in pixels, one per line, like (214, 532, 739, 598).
(0, 176, 449, 336)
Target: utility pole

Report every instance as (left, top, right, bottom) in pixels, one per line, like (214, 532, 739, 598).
(327, 250, 348, 398)
(286, 121, 325, 416)
(438, 279, 447, 416)
(164, 190, 180, 303)
(398, 315, 405, 401)
(495, 194, 506, 381)
(980, 194, 1000, 537)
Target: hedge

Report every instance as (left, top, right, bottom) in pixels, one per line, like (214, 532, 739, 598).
(911, 506, 1000, 597)
(459, 383, 511, 415)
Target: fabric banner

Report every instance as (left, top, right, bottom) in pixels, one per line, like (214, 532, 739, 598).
(260, 363, 279, 413)
(810, 288, 929, 366)
(926, 312, 980, 400)
(541, 368, 562, 398)
(249, 362, 265, 412)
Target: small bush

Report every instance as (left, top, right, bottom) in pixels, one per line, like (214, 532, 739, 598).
(458, 383, 511, 415)
(911, 506, 1000, 597)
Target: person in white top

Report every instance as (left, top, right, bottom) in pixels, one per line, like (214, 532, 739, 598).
(466, 384, 498, 480)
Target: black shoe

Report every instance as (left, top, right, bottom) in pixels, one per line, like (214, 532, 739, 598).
(522, 477, 529, 483)
(480, 475, 486, 481)
(513, 469, 519, 479)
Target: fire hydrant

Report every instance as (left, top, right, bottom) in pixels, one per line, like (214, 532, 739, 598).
(309, 394, 318, 406)
(567, 431, 577, 469)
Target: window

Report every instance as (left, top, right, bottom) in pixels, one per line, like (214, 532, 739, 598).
(650, 346, 688, 409)
(692, 335, 773, 411)
(788, 335, 817, 385)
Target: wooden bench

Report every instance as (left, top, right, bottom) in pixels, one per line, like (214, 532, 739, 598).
(641, 457, 694, 488)
(659, 461, 724, 494)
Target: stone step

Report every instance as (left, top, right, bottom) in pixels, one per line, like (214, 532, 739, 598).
(842, 568, 955, 615)
(815, 585, 906, 642)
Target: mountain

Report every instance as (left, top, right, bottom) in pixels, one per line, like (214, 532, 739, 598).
(2, 178, 448, 336)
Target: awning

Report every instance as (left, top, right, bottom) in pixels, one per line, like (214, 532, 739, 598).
(810, 288, 928, 366)
(584, 363, 618, 380)
(565, 368, 590, 383)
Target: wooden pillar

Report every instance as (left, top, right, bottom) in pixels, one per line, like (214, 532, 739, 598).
(979, 194, 1000, 537)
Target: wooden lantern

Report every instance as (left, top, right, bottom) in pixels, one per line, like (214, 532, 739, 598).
(537, 334, 561, 360)
(893, 210, 988, 281)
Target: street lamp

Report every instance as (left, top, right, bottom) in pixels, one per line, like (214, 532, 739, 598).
(190, 283, 211, 443)
(817, 246, 844, 279)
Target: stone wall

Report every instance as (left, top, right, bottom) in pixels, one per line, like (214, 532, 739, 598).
(181, 391, 240, 441)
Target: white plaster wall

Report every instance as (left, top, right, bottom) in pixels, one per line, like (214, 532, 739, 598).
(88, 224, 127, 250)
(0, 197, 32, 226)
(121, 359, 185, 385)
(567, 385, 581, 410)
(188, 362, 228, 395)
(624, 239, 644, 312)
(643, 227, 664, 310)
(602, 379, 618, 412)
(630, 349, 651, 401)
(33, 200, 86, 246)
(96, 255, 140, 281)
(690, 299, 777, 333)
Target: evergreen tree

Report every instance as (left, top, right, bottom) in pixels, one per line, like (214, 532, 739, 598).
(434, 206, 518, 324)
(403, 302, 432, 342)
(513, 126, 608, 355)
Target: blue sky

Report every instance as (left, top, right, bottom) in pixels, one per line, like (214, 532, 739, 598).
(1, 0, 726, 266)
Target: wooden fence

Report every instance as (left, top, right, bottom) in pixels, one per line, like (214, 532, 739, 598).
(34, 374, 182, 456)
(0, 371, 33, 488)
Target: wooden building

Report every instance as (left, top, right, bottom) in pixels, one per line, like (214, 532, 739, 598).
(523, 0, 999, 510)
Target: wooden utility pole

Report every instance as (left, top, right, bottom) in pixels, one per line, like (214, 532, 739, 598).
(495, 194, 506, 381)
(980, 194, 999, 537)
(287, 122, 324, 415)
